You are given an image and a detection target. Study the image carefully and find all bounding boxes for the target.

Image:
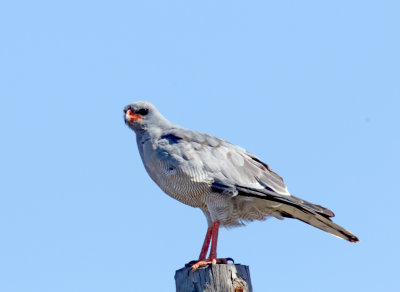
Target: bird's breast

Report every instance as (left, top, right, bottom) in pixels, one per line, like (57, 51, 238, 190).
(141, 153, 210, 208)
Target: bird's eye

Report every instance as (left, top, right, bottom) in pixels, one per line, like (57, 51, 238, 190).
(137, 108, 149, 116)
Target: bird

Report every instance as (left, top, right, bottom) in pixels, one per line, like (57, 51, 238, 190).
(123, 101, 359, 271)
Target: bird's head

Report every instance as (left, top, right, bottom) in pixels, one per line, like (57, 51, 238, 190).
(124, 101, 169, 133)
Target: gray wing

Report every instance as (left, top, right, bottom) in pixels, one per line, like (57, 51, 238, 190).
(158, 127, 290, 196)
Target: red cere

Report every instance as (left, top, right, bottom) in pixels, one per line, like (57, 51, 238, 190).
(126, 109, 143, 122)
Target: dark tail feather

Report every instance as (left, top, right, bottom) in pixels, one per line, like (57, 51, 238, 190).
(235, 185, 359, 243)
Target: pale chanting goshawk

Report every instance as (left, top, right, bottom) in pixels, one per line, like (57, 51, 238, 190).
(123, 101, 359, 271)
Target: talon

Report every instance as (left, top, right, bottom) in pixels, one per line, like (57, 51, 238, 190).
(191, 260, 210, 272)
(190, 258, 232, 271)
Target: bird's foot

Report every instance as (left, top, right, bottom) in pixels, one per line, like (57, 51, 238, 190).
(189, 257, 234, 272)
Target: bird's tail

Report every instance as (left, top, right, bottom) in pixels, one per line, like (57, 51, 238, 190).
(277, 202, 359, 242)
(235, 186, 359, 242)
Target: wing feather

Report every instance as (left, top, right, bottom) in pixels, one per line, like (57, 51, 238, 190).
(160, 128, 290, 195)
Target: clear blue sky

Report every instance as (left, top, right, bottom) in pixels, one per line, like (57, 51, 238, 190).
(1, 1, 399, 291)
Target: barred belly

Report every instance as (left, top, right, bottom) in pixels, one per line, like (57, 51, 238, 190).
(146, 158, 209, 209)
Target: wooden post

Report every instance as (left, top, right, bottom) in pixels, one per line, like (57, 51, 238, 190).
(175, 264, 253, 292)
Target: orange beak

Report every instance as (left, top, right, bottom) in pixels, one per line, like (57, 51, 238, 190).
(126, 109, 143, 122)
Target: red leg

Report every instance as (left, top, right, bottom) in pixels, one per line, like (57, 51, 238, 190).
(198, 227, 212, 261)
(209, 220, 220, 260)
(191, 220, 228, 271)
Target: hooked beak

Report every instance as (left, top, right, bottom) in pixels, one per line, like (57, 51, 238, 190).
(125, 109, 143, 123)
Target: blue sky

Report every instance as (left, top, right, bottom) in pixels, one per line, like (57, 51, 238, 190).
(1, 1, 399, 291)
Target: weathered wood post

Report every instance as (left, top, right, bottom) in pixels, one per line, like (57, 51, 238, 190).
(175, 264, 253, 292)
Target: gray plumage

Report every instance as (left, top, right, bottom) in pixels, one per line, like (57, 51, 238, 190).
(124, 101, 359, 243)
